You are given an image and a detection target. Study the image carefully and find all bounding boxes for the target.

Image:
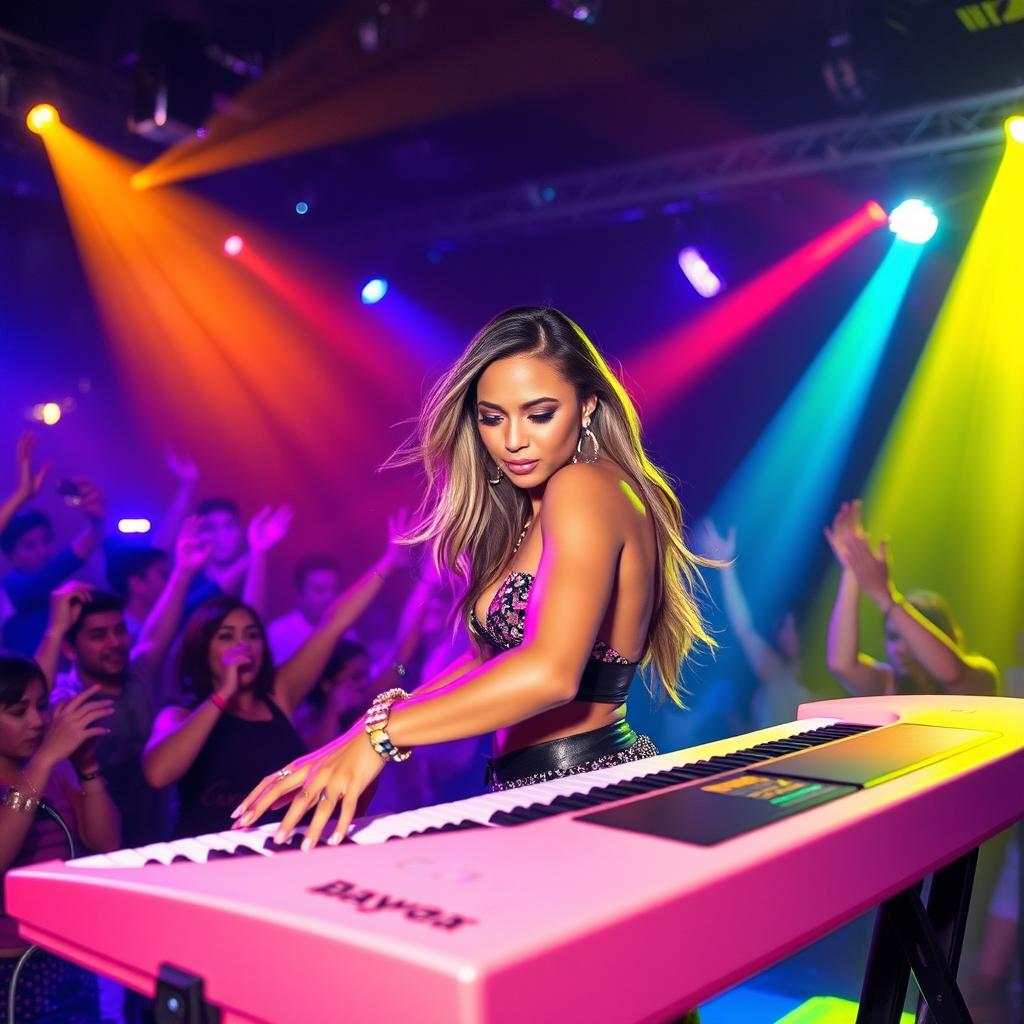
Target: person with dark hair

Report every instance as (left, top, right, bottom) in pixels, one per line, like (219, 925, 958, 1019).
(825, 499, 999, 696)
(0, 651, 120, 1023)
(267, 555, 344, 664)
(1, 436, 107, 655)
(696, 519, 812, 728)
(183, 499, 291, 623)
(33, 523, 208, 848)
(142, 515, 410, 838)
(105, 544, 170, 643)
(233, 306, 714, 886)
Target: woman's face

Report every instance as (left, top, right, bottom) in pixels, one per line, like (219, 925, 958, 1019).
(475, 353, 595, 489)
(0, 678, 49, 761)
(209, 608, 265, 688)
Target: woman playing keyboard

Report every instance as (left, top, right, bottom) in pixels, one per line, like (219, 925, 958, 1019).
(234, 306, 715, 868)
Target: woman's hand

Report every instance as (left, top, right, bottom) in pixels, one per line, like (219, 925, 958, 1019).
(231, 724, 386, 850)
(38, 686, 113, 767)
(217, 645, 249, 701)
(824, 499, 863, 567)
(247, 504, 293, 553)
(841, 532, 896, 609)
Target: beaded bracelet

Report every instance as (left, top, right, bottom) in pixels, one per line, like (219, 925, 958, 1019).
(364, 688, 412, 763)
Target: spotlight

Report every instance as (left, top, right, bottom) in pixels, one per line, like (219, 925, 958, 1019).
(888, 199, 938, 245)
(361, 278, 389, 305)
(1007, 116, 1024, 144)
(117, 518, 153, 535)
(38, 402, 62, 426)
(223, 234, 244, 256)
(26, 104, 59, 135)
(295, 201, 310, 215)
(677, 247, 723, 299)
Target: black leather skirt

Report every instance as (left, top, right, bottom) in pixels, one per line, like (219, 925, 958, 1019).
(485, 719, 658, 792)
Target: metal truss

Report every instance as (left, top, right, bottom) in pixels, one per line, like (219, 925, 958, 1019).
(365, 85, 1024, 243)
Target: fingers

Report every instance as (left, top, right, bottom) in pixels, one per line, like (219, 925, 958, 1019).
(273, 788, 318, 845)
(231, 764, 308, 827)
(328, 788, 362, 847)
(301, 787, 339, 851)
(60, 684, 105, 712)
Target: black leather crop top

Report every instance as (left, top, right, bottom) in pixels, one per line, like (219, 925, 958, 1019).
(469, 571, 637, 705)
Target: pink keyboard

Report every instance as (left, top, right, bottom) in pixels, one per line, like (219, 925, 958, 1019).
(8, 695, 1023, 1024)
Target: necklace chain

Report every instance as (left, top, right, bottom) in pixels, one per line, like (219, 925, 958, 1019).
(512, 519, 531, 556)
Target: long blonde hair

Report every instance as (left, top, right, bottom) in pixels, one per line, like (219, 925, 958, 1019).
(389, 307, 714, 705)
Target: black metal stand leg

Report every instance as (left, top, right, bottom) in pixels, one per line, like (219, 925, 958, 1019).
(858, 851, 977, 1024)
(916, 849, 978, 1024)
(857, 886, 917, 1024)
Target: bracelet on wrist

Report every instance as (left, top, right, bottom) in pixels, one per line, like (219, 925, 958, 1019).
(211, 692, 228, 712)
(0, 784, 39, 814)
(364, 688, 412, 763)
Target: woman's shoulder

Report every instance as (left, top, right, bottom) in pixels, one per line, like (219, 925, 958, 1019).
(544, 460, 645, 517)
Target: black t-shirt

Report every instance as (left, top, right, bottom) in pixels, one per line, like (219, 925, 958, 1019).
(173, 697, 306, 839)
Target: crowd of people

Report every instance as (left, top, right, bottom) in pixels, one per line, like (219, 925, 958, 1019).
(0, 302, 1016, 1022)
(0, 434, 486, 1021)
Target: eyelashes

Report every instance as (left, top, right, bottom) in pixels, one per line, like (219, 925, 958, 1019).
(478, 412, 555, 426)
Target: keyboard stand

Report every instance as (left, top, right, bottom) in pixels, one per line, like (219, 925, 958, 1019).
(857, 849, 977, 1024)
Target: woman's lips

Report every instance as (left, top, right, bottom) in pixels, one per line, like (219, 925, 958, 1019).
(504, 459, 539, 476)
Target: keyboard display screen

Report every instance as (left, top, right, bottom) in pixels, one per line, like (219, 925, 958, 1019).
(576, 773, 857, 846)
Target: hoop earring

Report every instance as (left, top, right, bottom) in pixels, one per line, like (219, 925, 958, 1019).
(488, 465, 504, 485)
(572, 424, 600, 465)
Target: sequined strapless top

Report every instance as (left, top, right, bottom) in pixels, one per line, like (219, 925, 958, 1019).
(469, 571, 637, 704)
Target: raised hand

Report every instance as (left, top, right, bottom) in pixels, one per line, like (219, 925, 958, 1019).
(695, 518, 736, 561)
(14, 433, 50, 501)
(38, 686, 114, 767)
(841, 532, 894, 608)
(824, 499, 863, 567)
(231, 723, 385, 850)
(164, 445, 199, 485)
(175, 515, 213, 573)
(48, 581, 94, 636)
(247, 504, 293, 553)
(379, 507, 414, 574)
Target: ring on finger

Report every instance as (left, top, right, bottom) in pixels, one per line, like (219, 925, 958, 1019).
(318, 792, 329, 803)
(276, 768, 293, 779)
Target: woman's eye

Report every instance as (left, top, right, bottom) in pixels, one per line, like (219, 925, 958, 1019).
(479, 415, 502, 426)
(529, 412, 554, 423)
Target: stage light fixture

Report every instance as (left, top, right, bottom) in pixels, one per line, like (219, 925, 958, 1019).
(39, 402, 62, 426)
(223, 234, 244, 256)
(888, 199, 938, 245)
(677, 247, 723, 299)
(866, 200, 887, 223)
(361, 278, 389, 305)
(1007, 116, 1024, 144)
(295, 201, 310, 215)
(117, 518, 152, 535)
(26, 104, 59, 135)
